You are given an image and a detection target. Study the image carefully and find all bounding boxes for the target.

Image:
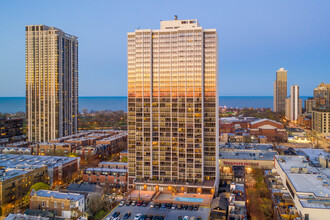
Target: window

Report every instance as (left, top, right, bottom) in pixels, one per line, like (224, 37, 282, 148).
(42, 201, 45, 207)
(61, 202, 64, 208)
(54, 201, 57, 208)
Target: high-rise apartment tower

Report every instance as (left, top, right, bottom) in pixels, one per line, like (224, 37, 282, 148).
(285, 85, 302, 122)
(127, 19, 219, 193)
(273, 68, 287, 113)
(26, 25, 78, 142)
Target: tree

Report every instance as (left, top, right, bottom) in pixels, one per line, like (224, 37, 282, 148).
(23, 182, 50, 206)
(87, 193, 104, 214)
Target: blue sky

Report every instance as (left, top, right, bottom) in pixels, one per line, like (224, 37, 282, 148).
(0, 0, 329, 97)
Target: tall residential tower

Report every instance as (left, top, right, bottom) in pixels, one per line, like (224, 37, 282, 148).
(273, 68, 287, 113)
(127, 19, 219, 193)
(285, 85, 302, 122)
(26, 25, 78, 142)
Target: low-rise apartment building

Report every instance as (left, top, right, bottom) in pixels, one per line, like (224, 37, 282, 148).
(0, 166, 48, 209)
(30, 142, 74, 156)
(30, 190, 85, 219)
(82, 167, 127, 186)
(0, 154, 80, 186)
(98, 162, 128, 169)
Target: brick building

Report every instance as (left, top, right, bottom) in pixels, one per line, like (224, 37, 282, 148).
(82, 167, 127, 186)
(98, 162, 128, 169)
(30, 190, 85, 219)
(0, 166, 48, 208)
(30, 142, 74, 156)
(0, 154, 80, 186)
(250, 119, 287, 142)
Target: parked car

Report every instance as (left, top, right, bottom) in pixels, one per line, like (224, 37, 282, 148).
(159, 215, 165, 220)
(188, 205, 194, 211)
(153, 215, 160, 220)
(146, 215, 153, 220)
(137, 201, 143, 206)
(194, 205, 199, 211)
(154, 203, 160, 209)
(161, 203, 166, 209)
(119, 200, 125, 207)
(196, 217, 202, 220)
(123, 212, 131, 219)
(183, 216, 189, 220)
(177, 204, 182, 210)
(112, 211, 120, 218)
(178, 216, 183, 220)
(131, 200, 136, 206)
(166, 203, 172, 209)
(171, 204, 177, 209)
(126, 200, 132, 206)
(142, 201, 148, 207)
(134, 213, 142, 220)
(140, 215, 147, 220)
(189, 217, 196, 220)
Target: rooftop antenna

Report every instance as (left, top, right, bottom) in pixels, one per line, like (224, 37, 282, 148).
(174, 15, 178, 20)
(137, 26, 141, 30)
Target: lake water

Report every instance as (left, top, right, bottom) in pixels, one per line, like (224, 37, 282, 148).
(0, 96, 309, 113)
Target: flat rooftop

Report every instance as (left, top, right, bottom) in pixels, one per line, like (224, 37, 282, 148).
(0, 168, 31, 182)
(296, 148, 330, 165)
(0, 154, 79, 170)
(34, 190, 84, 201)
(5, 213, 49, 220)
(219, 143, 277, 161)
(99, 161, 128, 165)
(276, 155, 330, 209)
(85, 167, 127, 173)
(220, 143, 274, 151)
(220, 150, 277, 161)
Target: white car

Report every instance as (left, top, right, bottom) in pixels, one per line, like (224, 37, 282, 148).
(134, 213, 142, 220)
(150, 202, 155, 208)
(184, 216, 189, 220)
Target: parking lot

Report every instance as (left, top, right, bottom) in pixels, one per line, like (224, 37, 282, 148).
(104, 203, 210, 220)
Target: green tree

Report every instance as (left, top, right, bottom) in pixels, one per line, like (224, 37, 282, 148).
(22, 182, 50, 206)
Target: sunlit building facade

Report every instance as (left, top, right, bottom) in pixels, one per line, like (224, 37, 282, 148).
(127, 19, 219, 193)
(273, 68, 287, 113)
(26, 25, 78, 142)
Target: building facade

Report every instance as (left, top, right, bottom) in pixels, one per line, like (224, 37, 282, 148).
(26, 25, 78, 143)
(82, 167, 127, 186)
(0, 118, 24, 140)
(273, 68, 287, 113)
(127, 18, 219, 193)
(0, 166, 48, 207)
(30, 190, 85, 219)
(286, 85, 302, 122)
(313, 82, 330, 108)
(312, 108, 330, 135)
